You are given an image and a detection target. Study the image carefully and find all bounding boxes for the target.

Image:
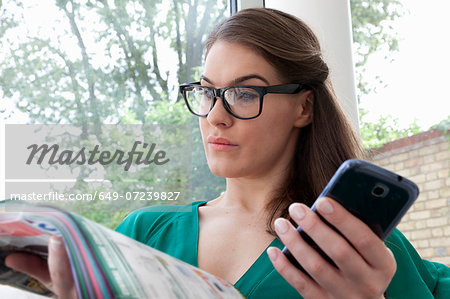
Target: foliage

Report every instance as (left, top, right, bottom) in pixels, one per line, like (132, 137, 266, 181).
(432, 116, 450, 143)
(1, 0, 417, 226)
(350, 0, 403, 98)
(359, 108, 422, 149)
(0, 0, 228, 227)
(350, 0, 428, 148)
(432, 116, 450, 135)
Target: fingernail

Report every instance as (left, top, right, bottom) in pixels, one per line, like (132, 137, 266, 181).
(289, 203, 306, 221)
(50, 237, 61, 251)
(267, 247, 278, 261)
(274, 218, 289, 234)
(317, 197, 334, 214)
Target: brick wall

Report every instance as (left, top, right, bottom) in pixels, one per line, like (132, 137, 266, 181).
(370, 129, 450, 265)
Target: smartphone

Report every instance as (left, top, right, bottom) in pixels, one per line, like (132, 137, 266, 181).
(282, 159, 419, 273)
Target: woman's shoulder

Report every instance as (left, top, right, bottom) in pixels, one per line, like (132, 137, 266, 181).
(385, 229, 450, 297)
(115, 200, 206, 241)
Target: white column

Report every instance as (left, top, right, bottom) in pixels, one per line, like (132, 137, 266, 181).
(0, 122, 4, 201)
(237, 0, 264, 11)
(264, 0, 360, 132)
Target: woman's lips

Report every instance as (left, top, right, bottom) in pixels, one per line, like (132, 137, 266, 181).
(207, 136, 238, 151)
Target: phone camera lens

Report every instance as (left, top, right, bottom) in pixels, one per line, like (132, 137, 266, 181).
(372, 184, 388, 198)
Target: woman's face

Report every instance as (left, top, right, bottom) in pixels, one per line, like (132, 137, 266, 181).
(200, 41, 312, 179)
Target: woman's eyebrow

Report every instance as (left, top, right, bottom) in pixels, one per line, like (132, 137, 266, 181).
(200, 75, 213, 84)
(200, 74, 270, 86)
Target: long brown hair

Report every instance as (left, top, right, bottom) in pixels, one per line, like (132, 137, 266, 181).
(205, 8, 365, 234)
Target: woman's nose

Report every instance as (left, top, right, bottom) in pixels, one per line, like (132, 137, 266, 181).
(206, 97, 233, 127)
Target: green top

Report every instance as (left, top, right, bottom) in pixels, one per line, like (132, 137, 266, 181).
(115, 201, 450, 298)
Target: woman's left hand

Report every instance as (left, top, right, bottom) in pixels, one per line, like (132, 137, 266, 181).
(267, 197, 397, 299)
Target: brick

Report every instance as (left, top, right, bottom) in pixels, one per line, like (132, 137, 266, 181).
(426, 172, 438, 181)
(405, 157, 423, 168)
(432, 228, 444, 237)
(435, 247, 447, 256)
(430, 238, 450, 247)
(409, 174, 426, 184)
(411, 229, 432, 240)
(426, 217, 447, 228)
(398, 221, 415, 231)
(436, 150, 450, 161)
(419, 193, 429, 202)
(409, 167, 421, 176)
(415, 220, 427, 229)
(414, 203, 425, 211)
(425, 199, 448, 209)
(419, 145, 439, 156)
(430, 207, 449, 218)
(437, 169, 448, 179)
(408, 150, 420, 159)
(417, 183, 424, 192)
(418, 248, 434, 258)
(421, 162, 444, 172)
(394, 162, 405, 171)
(400, 168, 413, 177)
(415, 239, 430, 249)
(440, 188, 450, 198)
(445, 226, 450, 236)
(423, 155, 435, 164)
(390, 153, 409, 163)
(423, 179, 444, 191)
(409, 210, 431, 220)
(401, 213, 411, 221)
(415, 196, 426, 205)
(439, 142, 450, 151)
(428, 190, 440, 200)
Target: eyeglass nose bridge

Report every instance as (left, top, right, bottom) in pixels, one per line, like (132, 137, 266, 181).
(208, 88, 232, 115)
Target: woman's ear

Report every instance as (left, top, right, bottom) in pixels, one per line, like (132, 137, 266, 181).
(294, 90, 314, 128)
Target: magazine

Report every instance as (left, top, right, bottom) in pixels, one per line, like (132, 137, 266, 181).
(0, 200, 244, 298)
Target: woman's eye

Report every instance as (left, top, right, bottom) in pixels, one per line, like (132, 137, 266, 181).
(237, 91, 258, 101)
(197, 88, 212, 99)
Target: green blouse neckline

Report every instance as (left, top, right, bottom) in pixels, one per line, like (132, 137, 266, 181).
(190, 200, 284, 291)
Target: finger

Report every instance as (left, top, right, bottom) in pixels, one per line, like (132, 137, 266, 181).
(5, 252, 51, 286)
(273, 216, 340, 289)
(267, 247, 326, 298)
(316, 197, 396, 274)
(48, 236, 77, 298)
(289, 201, 371, 282)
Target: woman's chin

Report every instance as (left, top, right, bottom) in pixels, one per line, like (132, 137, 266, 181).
(207, 163, 247, 179)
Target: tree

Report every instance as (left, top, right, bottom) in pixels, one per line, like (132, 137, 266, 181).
(359, 108, 421, 149)
(0, 0, 414, 226)
(1, 0, 227, 227)
(349, 0, 429, 149)
(350, 0, 403, 98)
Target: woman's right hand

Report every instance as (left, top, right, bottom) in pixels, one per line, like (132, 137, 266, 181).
(5, 236, 77, 299)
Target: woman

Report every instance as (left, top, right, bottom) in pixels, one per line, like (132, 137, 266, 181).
(6, 8, 449, 298)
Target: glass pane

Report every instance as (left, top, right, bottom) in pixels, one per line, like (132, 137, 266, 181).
(0, 0, 229, 226)
(0, 0, 229, 124)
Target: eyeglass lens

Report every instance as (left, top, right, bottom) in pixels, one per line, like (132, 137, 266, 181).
(185, 86, 260, 118)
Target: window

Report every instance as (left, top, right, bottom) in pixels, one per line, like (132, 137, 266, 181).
(1, 0, 229, 227)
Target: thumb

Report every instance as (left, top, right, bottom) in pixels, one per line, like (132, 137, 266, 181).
(48, 236, 77, 298)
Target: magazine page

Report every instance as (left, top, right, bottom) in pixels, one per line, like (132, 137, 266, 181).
(0, 202, 244, 298)
(0, 202, 113, 298)
(72, 213, 244, 299)
(0, 212, 52, 297)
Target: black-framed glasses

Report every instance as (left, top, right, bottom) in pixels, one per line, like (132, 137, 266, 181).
(179, 82, 306, 119)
